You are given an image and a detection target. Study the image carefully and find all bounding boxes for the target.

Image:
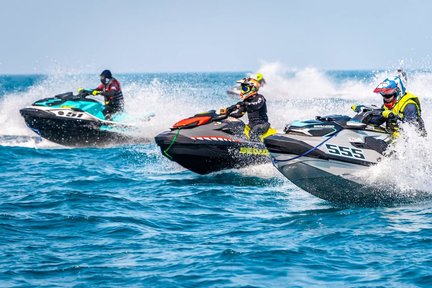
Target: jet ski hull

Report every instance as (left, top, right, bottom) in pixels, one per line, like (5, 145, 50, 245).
(155, 131, 270, 174)
(262, 113, 405, 205)
(270, 152, 379, 204)
(20, 107, 138, 147)
(273, 155, 432, 205)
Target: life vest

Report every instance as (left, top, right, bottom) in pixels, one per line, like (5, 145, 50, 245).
(97, 78, 124, 109)
(105, 79, 124, 107)
(382, 92, 423, 137)
(383, 91, 421, 119)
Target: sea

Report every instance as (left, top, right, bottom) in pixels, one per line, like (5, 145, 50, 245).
(1, 65, 432, 287)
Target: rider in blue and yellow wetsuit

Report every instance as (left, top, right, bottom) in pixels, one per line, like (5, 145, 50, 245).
(366, 76, 426, 138)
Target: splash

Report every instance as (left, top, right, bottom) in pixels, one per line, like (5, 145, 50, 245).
(255, 62, 432, 131)
(362, 125, 432, 197)
(0, 72, 220, 147)
(1, 65, 432, 149)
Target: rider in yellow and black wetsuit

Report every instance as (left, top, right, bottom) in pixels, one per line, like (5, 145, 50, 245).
(223, 77, 271, 141)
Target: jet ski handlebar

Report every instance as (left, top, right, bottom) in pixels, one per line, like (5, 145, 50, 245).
(54, 91, 90, 100)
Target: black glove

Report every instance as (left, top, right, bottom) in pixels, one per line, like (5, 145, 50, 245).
(226, 104, 238, 114)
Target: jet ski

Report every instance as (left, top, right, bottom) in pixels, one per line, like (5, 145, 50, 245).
(155, 110, 276, 174)
(20, 91, 151, 147)
(264, 106, 401, 205)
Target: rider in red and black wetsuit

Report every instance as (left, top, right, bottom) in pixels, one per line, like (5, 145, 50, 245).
(92, 70, 124, 120)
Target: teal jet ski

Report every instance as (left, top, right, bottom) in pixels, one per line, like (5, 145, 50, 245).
(20, 91, 150, 147)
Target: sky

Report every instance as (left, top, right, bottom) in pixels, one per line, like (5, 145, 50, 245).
(1, 0, 432, 74)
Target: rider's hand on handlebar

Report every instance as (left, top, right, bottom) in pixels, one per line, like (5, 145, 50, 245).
(351, 104, 364, 113)
(92, 90, 102, 96)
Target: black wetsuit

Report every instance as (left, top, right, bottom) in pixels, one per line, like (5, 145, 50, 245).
(227, 93, 270, 141)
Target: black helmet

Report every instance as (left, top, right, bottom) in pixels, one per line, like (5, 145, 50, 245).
(100, 69, 112, 79)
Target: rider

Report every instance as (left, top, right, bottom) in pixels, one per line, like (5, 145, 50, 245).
(222, 77, 270, 141)
(79, 70, 124, 120)
(365, 76, 426, 137)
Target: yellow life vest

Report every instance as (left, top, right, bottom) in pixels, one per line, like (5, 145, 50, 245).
(383, 92, 422, 138)
(383, 91, 422, 119)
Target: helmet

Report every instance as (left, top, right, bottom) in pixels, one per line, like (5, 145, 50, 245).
(100, 69, 112, 78)
(256, 73, 264, 82)
(100, 69, 112, 84)
(237, 77, 259, 100)
(373, 76, 406, 99)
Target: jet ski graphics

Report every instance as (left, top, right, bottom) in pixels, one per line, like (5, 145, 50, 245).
(155, 110, 275, 174)
(20, 92, 148, 147)
(263, 107, 401, 205)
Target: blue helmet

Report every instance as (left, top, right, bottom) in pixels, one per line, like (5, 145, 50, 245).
(373, 76, 406, 99)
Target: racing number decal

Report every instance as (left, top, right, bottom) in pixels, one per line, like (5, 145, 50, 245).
(325, 144, 365, 159)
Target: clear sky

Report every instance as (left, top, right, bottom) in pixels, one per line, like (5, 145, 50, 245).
(1, 0, 431, 74)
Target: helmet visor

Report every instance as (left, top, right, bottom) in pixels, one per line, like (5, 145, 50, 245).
(374, 87, 397, 96)
(381, 92, 397, 99)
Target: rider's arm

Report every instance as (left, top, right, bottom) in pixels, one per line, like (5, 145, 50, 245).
(229, 104, 246, 118)
(94, 84, 104, 91)
(402, 104, 418, 123)
(367, 115, 386, 126)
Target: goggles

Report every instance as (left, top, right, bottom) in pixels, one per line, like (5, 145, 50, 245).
(241, 84, 252, 93)
(381, 92, 397, 99)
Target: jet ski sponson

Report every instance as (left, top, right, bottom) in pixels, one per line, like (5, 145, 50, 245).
(155, 110, 276, 174)
(263, 106, 411, 205)
(20, 91, 149, 147)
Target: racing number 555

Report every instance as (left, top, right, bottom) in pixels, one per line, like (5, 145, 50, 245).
(325, 144, 365, 159)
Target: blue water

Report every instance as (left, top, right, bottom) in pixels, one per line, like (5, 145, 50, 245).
(1, 71, 432, 287)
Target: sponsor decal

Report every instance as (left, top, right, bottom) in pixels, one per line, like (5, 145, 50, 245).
(325, 144, 365, 159)
(239, 147, 269, 156)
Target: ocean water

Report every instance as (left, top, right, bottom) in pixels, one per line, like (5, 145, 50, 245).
(1, 66, 432, 287)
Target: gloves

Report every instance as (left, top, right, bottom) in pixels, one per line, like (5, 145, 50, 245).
(351, 104, 364, 113)
(392, 131, 400, 139)
(382, 110, 397, 120)
(92, 90, 101, 96)
(78, 88, 93, 95)
(219, 108, 228, 115)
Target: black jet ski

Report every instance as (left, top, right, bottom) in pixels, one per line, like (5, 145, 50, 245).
(155, 110, 277, 174)
(20, 91, 151, 147)
(226, 85, 241, 96)
(263, 106, 402, 204)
